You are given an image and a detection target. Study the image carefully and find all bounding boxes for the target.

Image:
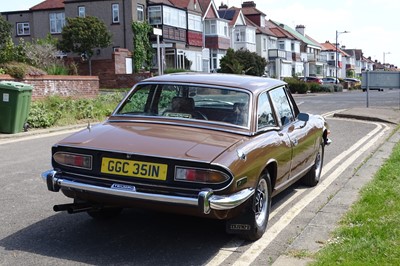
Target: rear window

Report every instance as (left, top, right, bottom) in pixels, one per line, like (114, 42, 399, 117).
(114, 84, 251, 127)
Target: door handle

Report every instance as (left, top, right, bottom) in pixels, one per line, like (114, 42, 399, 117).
(292, 139, 298, 146)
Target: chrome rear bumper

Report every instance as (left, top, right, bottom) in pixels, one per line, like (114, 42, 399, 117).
(41, 170, 254, 215)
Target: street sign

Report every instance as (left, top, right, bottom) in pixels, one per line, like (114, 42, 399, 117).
(152, 43, 173, 48)
(153, 28, 162, 36)
(361, 71, 400, 89)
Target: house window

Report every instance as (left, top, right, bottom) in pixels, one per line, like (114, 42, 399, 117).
(223, 23, 228, 37)
(209, 20, 216, 34)
(78, 6, 85, 18)
(263, 38, 267, 51)
(235, 28, 246, 42)
(148, 6, 162, 25)
(211, 51, 218, 70)
(112, 4, 120, 23)
(247, 28, 255, 43)
(188, 14, 202, 32)
(49, 12, 65, 34)
(278, 41, 285, 50)
(16, 22, 30, 36)
(163, 6, 186, 28)
(137, 4, 144, 21)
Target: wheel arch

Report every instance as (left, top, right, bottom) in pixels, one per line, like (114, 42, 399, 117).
(261, 160, 277, 190)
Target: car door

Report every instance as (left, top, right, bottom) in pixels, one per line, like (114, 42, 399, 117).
(269, 87, 316, 181)
(256, 91, 292, 186)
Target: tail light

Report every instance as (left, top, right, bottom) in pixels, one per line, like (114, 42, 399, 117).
(175, 167, 229, 184)
(53, 152, 92, 170)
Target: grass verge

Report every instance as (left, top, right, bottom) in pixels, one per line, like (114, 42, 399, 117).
(312, 140, 400, 265)
(27, 90, 128, 128)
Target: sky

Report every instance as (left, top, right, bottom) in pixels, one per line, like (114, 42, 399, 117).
(1, 0, 399, 67)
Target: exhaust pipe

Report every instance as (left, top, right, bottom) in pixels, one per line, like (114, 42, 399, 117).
(53, 203, 94, 214)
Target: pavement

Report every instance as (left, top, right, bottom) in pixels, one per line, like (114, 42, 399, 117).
(273, 107, 400, 266)
(1, 108, 400, 266)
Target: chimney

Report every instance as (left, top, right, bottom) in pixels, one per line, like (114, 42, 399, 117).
(242, 1, 256, 8)
(219, 2, 228, 10)
(295, 25, 305, 36)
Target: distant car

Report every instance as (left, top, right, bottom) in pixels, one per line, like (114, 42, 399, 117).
(322, 77, 339, 84)
(343, 78, 361, 85)
(362, 87, 384, 92)
(303, 76, 323, 84)
(42, 73, 331, 241)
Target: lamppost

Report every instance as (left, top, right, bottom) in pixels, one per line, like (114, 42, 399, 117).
(335, 30, 349, 83)
(383, 51, 391, 70)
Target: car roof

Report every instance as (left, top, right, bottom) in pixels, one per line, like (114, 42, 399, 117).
(138, 73, 286, 94)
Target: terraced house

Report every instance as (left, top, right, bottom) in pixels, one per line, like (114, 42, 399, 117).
(1, 0, 383, 82)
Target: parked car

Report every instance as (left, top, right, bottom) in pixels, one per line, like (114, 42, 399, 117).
(42, 73, 331, 241)
(343, 78, 361, 85)
(303, 76, 323, 84)
(322, 77, 339, 84)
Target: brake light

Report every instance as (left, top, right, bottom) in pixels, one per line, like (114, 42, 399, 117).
(175, 167, 229, 184)
(53, 152, 92, 170)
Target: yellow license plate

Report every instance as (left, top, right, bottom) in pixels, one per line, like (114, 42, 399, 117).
(101, 157, 168, 181)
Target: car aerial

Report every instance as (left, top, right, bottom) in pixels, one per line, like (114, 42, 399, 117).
(303, 76, 323, 84)
(322, 77, 339, 84)
(42, 73, 331, 241)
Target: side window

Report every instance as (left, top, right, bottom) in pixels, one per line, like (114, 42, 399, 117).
(269, 87, 294, 126)
(112, 4, 120, 23)
(257, 92, 276, 129)
(78, 6, 85, 18)
(137, 4, 144, 21)
(17, 22, 30, 36)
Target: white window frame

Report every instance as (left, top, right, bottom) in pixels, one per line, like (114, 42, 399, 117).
(188, 14, 202, 32)
(278, 40, 285, 50)
(148, 6, 162, 25)
(163, 6, 186, 28)
(235, 28, 246, 42)
(137, 4, 144, 21)
(78, 6, 85, 18)
(17, 22, 30, 36)
(49, 12, 65, 34)
(112, 4, 120, 23)
(263, 37, 267, 51)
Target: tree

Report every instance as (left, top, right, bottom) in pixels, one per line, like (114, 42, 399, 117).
(132, 21, 153, 73)
(0, 16, 12, 49)
(58, 16, 112, 75)
(219, 48, 267, 76)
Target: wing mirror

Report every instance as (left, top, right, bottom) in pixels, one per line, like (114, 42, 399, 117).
(298, 113, 309, 122)
(297, 113, 309, 128)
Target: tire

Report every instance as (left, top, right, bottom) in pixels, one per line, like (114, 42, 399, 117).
(87, 207, 123, 220)
(241, 173, 272, 241)
(302, 142, 324, 186)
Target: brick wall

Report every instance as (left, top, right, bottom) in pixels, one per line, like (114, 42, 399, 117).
(70, 48, 152, 88)
(0, 74, 99, 100)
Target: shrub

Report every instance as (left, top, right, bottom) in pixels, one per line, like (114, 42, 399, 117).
(46, 64, 69, 75)
(26, 92, 125, 128)
(308, 83, 321, 93)
(1, 61, 46, 78)
(2, 62, 26, 79)
(284, 77, 308, 94)
(27, 101, 59, 128)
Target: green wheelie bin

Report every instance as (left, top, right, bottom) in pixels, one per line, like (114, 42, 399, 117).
(0, 81, 33, 134)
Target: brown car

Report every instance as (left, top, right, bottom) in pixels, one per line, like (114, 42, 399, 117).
(42, 73, 331, 241)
